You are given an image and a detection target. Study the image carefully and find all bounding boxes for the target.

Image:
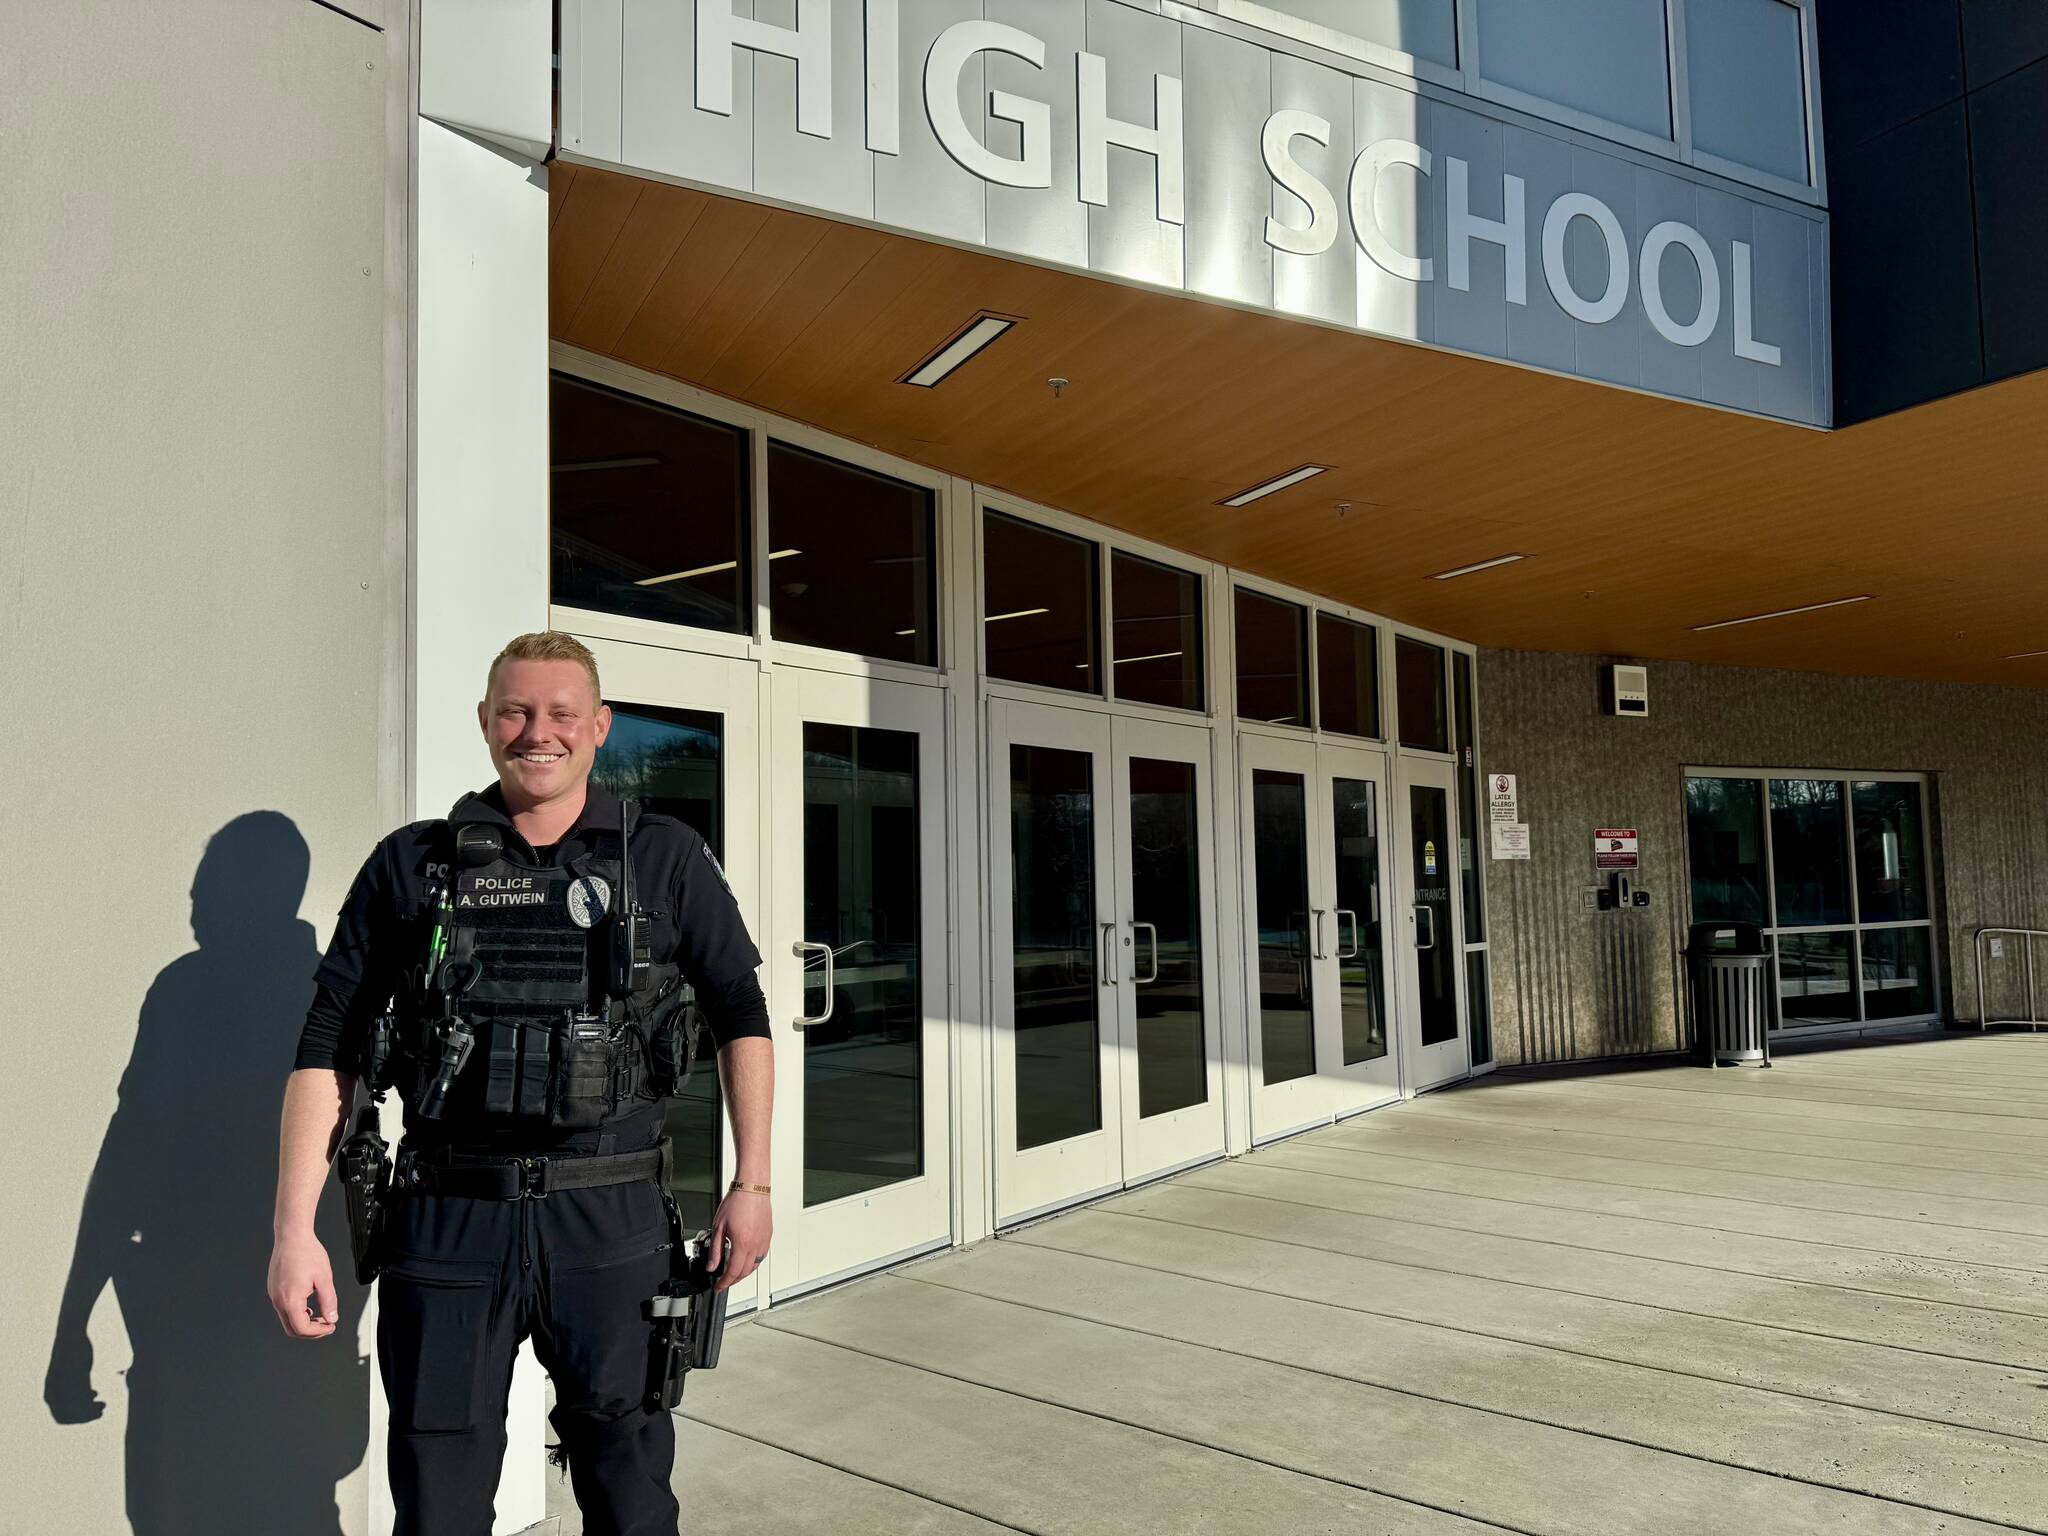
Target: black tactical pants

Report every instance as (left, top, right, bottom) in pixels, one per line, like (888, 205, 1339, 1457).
(376, 1174, 677, 1536)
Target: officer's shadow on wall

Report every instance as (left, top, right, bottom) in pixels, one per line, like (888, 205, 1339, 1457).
(42, 811, 368, 1536)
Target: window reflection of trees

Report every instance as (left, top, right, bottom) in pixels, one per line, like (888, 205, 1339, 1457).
(1686, 772, 1936, 1028)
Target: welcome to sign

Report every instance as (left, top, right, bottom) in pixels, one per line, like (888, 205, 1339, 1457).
(561, 0, 1829, 426)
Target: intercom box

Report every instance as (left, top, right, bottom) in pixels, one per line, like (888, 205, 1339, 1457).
(1607, 663, 1649, 717)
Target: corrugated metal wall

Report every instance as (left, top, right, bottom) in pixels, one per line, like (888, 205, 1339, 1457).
(1478, 649, 2048, 1064)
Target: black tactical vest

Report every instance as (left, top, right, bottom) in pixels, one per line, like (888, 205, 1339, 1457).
(394, 810, 687, 1131)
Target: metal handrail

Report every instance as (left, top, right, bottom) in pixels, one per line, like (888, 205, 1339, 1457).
(1973, 927, 2046, 1031)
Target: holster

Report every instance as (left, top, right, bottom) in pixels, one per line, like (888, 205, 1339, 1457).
(645, 1190, 728, 1412)
(336, 1104, 393, 1285)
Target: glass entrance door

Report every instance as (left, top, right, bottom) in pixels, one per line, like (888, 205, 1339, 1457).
(583, 638, 764, 1313)
(769, 668, 951, 1295)
(1113, 715, 1227, 1184)
(1393, 756, 1469, 1088)
(990, 700, 1225, 1224)
(1240, 735, 1398, 1141)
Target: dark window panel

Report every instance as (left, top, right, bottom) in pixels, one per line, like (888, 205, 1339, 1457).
(1962, 0, 2048, 88)
(1315, 613, 1380, 738)
(800, 724, 924, 1204)
(1970, 58, 2048, 382)
(983, 513, 1101, 694)
(1395, 636, 1449, 752)
(1128, 757, 1208, 1117)
(1814, 0, 1964, 156)
(1770, 778, 1851, 927)
(1861, 927, 1936, 1019)
(1234, 589, 1310, 727)
(1453, 651, 1484, 942)
(1853, 781, 1930, 922)
(592, 702, 726, 1228)
(768, 442, 937, 666)
(592, 703, 725, 859)
(550, 374, 750, 634)
(1687, 776, 1769, 926)
(1776, 931, 1858, 1027)
(1111, 551, 1204, 712)
(1009, 744, 1104, 1149)
(1251, 769, 1315, 1084)
(1466, 951, 1493, 1067)
(1330, 777, 1388, 1066)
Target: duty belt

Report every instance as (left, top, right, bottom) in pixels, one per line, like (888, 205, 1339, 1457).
(395, 1141, 667, 1200)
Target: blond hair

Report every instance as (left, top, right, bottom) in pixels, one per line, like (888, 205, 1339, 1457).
(486, 631, 603, 706)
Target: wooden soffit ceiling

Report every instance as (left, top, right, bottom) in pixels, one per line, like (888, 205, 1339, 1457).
(549, 161, 2048, 688)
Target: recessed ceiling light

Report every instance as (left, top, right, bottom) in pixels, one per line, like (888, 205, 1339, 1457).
(2003, 648, 2048, 659)
(1219, 464, 1329, 507)
(984, 607, 1049, 623)
(1690, 595, 1874, 632)
(896, 628, 917, 637)
(1431, 554, 1526, 581)
(769, 548, 800, 561)
(903, 313, 1018, 388)
(552, 455, 659, 474)
(1114, 650, 1185, 664)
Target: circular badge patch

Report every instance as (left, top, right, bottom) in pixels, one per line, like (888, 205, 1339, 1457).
(566, 875, 612, 929)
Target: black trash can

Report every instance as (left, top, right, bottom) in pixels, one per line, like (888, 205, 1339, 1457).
(1684, 922, 1773, 1068)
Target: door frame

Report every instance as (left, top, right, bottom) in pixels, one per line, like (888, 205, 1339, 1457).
(1112, 711, 1230, 1186)
(1392, 750, 1472, 1090)
(985, 698, 1230, 1225)
(571, 635, 767, 1315)
(987, 696, 1123, 1226)
(1314, 739, 1402, 1117)
(767, 663, 955, 1298)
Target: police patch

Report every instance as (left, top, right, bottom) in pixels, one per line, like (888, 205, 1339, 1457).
(703, 844, 732, 893)
(566, 874, 611, 929)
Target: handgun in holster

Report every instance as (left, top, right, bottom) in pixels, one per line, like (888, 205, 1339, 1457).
(336, 1101, 393, 1285)
(646, 1200, 728, 1411)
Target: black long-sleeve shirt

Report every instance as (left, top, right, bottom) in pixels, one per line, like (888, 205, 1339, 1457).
(294, 781, 769, 1077)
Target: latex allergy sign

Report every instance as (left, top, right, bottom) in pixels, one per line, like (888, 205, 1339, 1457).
(1594, 830, 1639, 870)
(460, 875, 546, 908)
(689, 3, 1786, 365)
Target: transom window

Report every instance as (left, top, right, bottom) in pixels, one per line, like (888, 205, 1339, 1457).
(550, 373, 750, 635)
(548, 370, 943, 668)
(983, 507, 1206, 713)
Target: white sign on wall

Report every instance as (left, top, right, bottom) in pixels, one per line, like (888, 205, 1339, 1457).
(1488, 772, 1518, 824)
(561, 0, 1829, 426)
(1491, 823, 1530, 860)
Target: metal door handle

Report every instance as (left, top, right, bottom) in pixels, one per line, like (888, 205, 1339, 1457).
(792, 940, 835, 1029)
(1133, 921, 1160, 984)
(1336, 908, 1361, 960)
(1312, 908, 1328, 960)
(1414, 905, 1437, 951)
(1101, 923, 1119, 986)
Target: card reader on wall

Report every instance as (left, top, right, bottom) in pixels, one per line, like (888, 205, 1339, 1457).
(1607, 664, 1649, 717)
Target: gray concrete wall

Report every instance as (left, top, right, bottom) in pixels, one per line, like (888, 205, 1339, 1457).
(0, 3, 405, 1532)
(1477, 649, 2048, 1065)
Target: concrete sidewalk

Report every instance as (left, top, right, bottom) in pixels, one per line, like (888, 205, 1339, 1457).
(557, 1033, 2048, 1534)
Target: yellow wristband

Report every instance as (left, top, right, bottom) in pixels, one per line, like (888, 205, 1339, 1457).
(730, 1180, 771, 1196)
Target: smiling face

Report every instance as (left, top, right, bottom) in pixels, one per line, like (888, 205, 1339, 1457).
(478, 658, 612, 813)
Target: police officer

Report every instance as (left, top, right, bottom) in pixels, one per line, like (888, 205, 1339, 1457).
(266, 630, 772, 1536)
